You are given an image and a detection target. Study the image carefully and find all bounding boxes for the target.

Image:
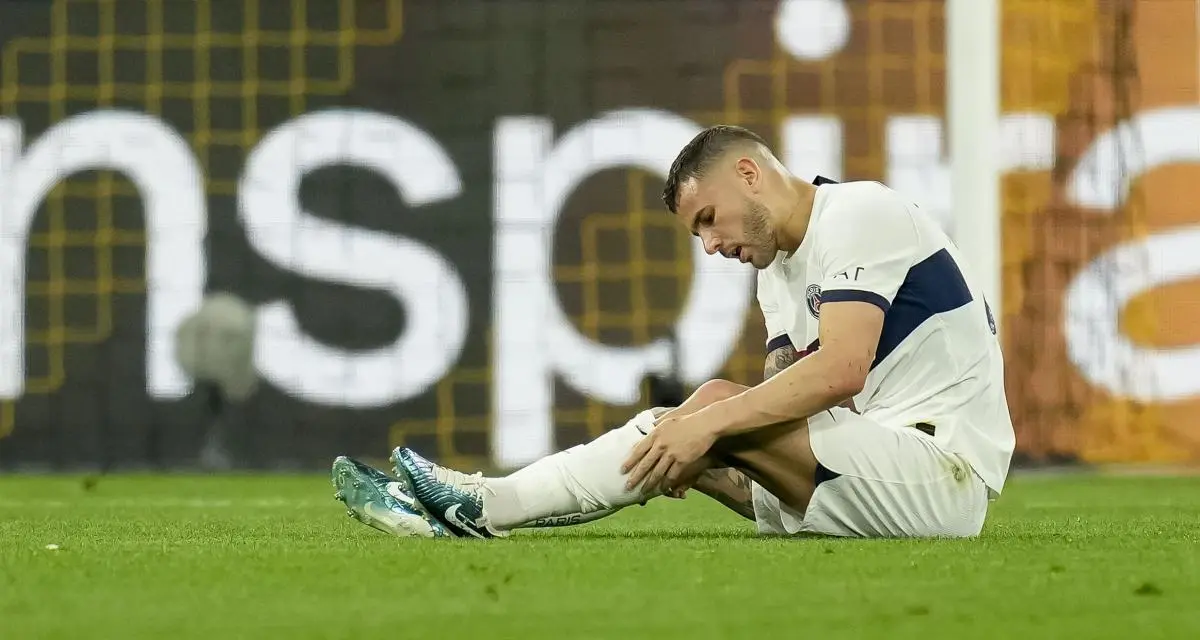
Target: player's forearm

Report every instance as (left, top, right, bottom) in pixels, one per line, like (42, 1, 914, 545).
(763, 344, 798, 380)
(704, 350, 862, 438)
(764, 344, 857, 412)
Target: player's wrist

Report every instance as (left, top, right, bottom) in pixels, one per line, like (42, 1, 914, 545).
(702, 396, 748, 439)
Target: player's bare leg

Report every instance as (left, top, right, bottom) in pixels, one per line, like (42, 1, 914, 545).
(712, 419, 819, 514)
(661, 379, 760, 519)
(650, 379, 821, 521)
(688, 466, 756, 520)
(686, 344, 814, 519)
(660, 349, 824, 517)
(708, 341, 825, 515)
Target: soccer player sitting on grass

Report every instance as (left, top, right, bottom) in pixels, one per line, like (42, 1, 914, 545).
(331, 125, 1016, 539)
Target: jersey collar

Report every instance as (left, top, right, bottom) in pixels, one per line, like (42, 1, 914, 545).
(780, 176, 837, 267)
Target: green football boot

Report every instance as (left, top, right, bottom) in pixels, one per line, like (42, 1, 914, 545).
(331, 456, 452, 538)
(390, 447, 500, 539)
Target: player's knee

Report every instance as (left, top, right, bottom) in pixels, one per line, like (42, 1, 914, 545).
(692, 379, 745, 407)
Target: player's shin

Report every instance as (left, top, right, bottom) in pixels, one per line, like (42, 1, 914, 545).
(482, 410, 663, 531)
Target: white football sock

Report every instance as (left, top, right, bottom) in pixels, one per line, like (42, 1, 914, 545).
(514, 509, 617, 529)
(483, 410, 660, 532)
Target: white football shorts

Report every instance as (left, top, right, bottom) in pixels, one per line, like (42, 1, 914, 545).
(751, 407, 989, 538)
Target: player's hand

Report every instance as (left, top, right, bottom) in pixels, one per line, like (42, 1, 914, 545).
(621, 413, 717, 495)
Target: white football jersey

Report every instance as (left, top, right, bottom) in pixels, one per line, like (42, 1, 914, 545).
(757, 178, 1015, 497)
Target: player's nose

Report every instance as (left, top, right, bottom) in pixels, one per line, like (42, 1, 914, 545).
(702, 234, 721, 256)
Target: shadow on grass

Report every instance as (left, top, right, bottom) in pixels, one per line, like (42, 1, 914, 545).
(511, 527, 805, 541)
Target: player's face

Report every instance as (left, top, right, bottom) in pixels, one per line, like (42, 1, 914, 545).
(675, 174, 778, 270)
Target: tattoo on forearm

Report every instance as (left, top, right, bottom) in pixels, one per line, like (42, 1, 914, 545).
(764, 345, 798, 380)
(763, 345, 858, 412)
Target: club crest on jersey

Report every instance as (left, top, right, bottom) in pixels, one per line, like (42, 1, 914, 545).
(806, 284, 821, 318)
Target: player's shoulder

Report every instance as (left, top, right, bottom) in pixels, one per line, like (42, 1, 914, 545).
(810, 180, 913, 239)
(814, 180, 907, 219)
(819, 179, 890, 196)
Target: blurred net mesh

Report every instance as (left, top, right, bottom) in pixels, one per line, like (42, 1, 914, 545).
(1002, 0, 1182, 465)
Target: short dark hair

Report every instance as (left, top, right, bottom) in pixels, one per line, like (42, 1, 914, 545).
(661, 125, 770, 214)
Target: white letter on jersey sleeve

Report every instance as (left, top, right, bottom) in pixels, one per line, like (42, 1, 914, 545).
(0, 112, 205, 400)
(814, 184, 916, 313)
(240, 110, 469, 407)
(493, 110, 755, 468)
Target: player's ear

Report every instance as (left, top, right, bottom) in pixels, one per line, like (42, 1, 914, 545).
(734, 157, 759, 189)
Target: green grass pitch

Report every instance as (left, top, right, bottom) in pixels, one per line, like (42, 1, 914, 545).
(2, 472, 1198, 639)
